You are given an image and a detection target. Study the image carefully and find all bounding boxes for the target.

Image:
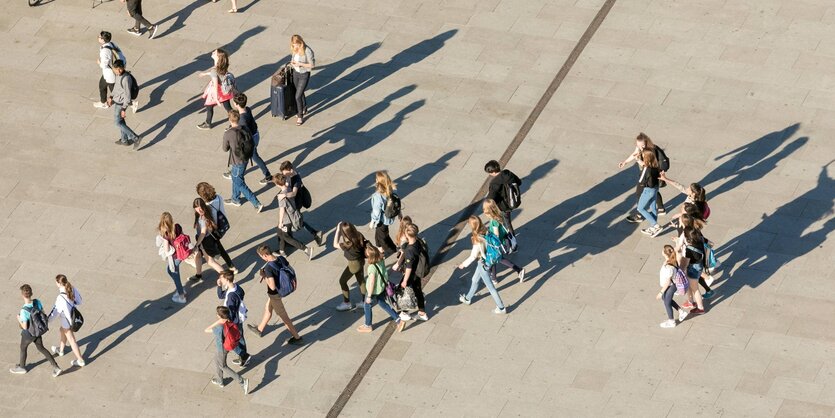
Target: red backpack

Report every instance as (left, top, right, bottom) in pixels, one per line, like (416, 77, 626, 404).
(171, 224, 192, 261)
(222, 321, 241, 351)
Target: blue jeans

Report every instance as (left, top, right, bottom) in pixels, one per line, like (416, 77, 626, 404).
(232, 325, 247, 358)
(113, 105, 138, 143)
(687, 263, 703, 279)
(165, 259, 184, 296)
(466, 262, 504, 309)
(250, 132, 271, 179)
(212, 326, 242, 382)
(231, 164, 260, 207)
(662, 284, 680, 320)
(363, 293, 399, 326)
(637, 186, 658, 227)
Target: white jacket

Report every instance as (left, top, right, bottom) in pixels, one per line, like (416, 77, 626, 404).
(50, 289, 82, 324)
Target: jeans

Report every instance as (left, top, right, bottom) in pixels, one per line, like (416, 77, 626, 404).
(113, 105, 138, 143)
(465, 262, 504, 309)
(407, 272, 426, 311)
(635, 184, 664, 213)
(205, 101, 232, 125)
(250, 132, 270, 179)
(339, 259, 366, 302)
(19, 331, 59, 369)
(374, 224, 397, 255)
(489, 258, 522, 282)
(231, 325, 247, 358)
(503, 210, 515, 235)
(166, 259, 184, 295)
(99, 76, 114, 103)
(662, 285, 680, 320)
(293, 71, 310, 116)
(127, 0, 154, 30)
(364, 293, 399, 326)
(637, 186, 658, 226)
(276, 227, 306, 253)
(212, 326, 242, 383)
(231, 163, 260, 207)
(687, 263, 703, 280)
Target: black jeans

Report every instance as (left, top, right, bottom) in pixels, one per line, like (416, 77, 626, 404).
(635, 184, 664, 213)
(407, 274, 426, 312)
(662, 285, 680, 320)
(205, 100, 233, 125)
(293, 71, 310, 117)
(99, 76, 114, 103)
(127, 0, 153, 29)
(276, 227, 307, 253)
(375, 224, 397, 255)
(502, 210, 515, 235)
(19, 331, 59, 369)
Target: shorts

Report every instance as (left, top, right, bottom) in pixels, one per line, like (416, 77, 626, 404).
(686, 263, 703, 279)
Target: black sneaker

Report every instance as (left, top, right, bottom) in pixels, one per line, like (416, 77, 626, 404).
(625, 214, 644, 223)
(127, 27, 141, 36)
(197, 122, 211, 130)
(188, 274, 202, 281)
(259, 177, 271, 185)
(314, 231, 324, 246)
(149, 25, 159, 39)
(286, 336, 304, 345)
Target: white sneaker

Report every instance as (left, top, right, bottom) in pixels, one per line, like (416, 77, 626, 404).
(398, 312, 412, 321)
(131, 100, 139, 113)
(518, 269, 526, 283)
(458, 294, 471, 305)
(51, 346, 65, 357)
(172, 294, 187, 304)
(93, 102, 109, 109)
(491, 279, 498, 286)
(494, 307, 507, 314)
(70, 359, 86, 367)
(678, 310, 689, 322)
(416, 312, 429, 321)
(660, 319, 676, 328)
(335, 302, 354, 312)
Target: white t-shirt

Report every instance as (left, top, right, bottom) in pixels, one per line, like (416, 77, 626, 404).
(99, 42, 126, 84)
(206, 195, 227, 225)
(659, 264, 676, 287)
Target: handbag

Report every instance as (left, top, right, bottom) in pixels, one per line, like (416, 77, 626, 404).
(395, 286, 418, 312)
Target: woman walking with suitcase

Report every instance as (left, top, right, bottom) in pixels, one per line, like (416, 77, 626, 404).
(290, 35, 315, 126)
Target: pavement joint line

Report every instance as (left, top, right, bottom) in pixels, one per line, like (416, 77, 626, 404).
(326, 1, 618, 415)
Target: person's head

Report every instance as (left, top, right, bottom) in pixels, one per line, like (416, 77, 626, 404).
(233, 93, 247, 109)
(339, 222, 363, 249)
(365, 244, 383, 265)
(20, 284, 33, 301)
(212, 48, 229, 75)
(396, 216, 413, 243)
(684, 227, 703, 246)
(682, 203, 702, 220)
(290, 34, 306, 55)
(193, 198, 216, 229)
(405, 224, 419, 243)
(641, 149, 659, 168)
(216, 306, 231, 321)
(219, 270, 235, 286)
(689, 183, 706, 202)
(467, 215, 486, 244)
(55, 274, 75, 302)
(662, 245, 677, 266)
(636, 132, 656, 150)
(228, 109, 240, 126)
(482, 199, 502, 220)
(112, 59, 125, 75)
(196, 182, 217, 203)
(484, 160, 501, 176)
(98, 31, 112, 44)
(256, 245, 275, 261)
(374, 171, 395, 197)
(272, 174, 288, 188)
(279, 161, 295, 175)
(159, 212, 175, 240)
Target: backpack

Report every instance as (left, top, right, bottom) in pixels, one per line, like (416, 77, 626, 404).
(498, 223, 518, 254)
(233, 127, 255, 161)
(171, 224, 192, 261)
(671, 266, 689, 295)
(500, 170, 522, 210)
(222, 321, 241, 351)
(221, 72, 238, 96)
(270, 257, 297, 297)
(655, 146, 670, 172)
(125, 71, 140, 101)
(271, 64, 293, 87)
(414, 238, 431, 278)
(296, 185, 312, 209)
(702, 202, 711, 220)
(483, 233, 503, 268)
(705, 242, 719, 271)
(23, 300, 49, 338)
(223, 290, 248, 324)
(102, 44, 126, 68)
(383, 193, 402, 219)
(61, 294, 84, 332)
(210, 201, 231, 238)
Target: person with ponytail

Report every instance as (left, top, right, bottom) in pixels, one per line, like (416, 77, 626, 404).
(657, 245, 688, 328)
(49, 275, 85, 367)
(190, 198, 232, 282)
(369, 171, 399, 256)
(457, 216, 507, 314)
(482, 199, 525, 284)
(156, 212, 188, 304)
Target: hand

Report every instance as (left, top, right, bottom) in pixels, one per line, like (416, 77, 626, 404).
(392, 264, 400, 271)
(106, 98, 113, 106)
(659, 171, 668, 180)
(120, 110, 126, 118)
(369, 222, 375, 230)
(618, 161, 625, 168)
(656, 292, 662, 300)
(401, 281, 407, 289)
(365, 297, 371, 304)
(96, 59, 101, 66)
(188, 242, 195, 250)
(457, 264, 464, 270)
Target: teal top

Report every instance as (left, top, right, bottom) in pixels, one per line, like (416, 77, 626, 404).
(487, 219, 507, 240)
(19, 299, 43, 323)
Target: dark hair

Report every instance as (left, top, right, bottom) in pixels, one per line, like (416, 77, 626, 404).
(279, 161, 294, 172)
(684, 227, 703, 246)
(193, 198, 217, 231)
(228, 109, 240, 123)
(233, 93, 247, 108)
(690, 183, 706, 202)
(484, 160, 501, 174)
(220, 270, 234, 283)
(100, 31, 112, 43)
(683, 203, 703, 221)
(20, 284, 33, 299)
(272, 174, 287, 187)
(257, 245, 273, 257)
(196, 182, 217, 202)
(216, 306, 231, 320)
(56, 274, 75, 303)
(338, 222, 365, 252)
(112, 59, 125, 70)
(214, 48, 229, 77)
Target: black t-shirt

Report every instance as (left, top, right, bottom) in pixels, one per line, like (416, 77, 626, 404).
(263, 262, 281, 295)
(239, 107, 258, 135)
(403, 242, 420, 278)
(639, 166, 660, 188)
(341, 237, 368, 261)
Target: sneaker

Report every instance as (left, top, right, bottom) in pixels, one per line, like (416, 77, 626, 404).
(306, 246, 315, 261)
(132, 136, 143, 150)
(335, 302, 354, 312)
(52, 367, 62, 377)
(197, 122, 211, 130)
(357, 325, 372, 333)
(241, 377, 249, 395)
(314, 231, 324, 246)
(114, 139, 129, 145)
(641, 227, 655, 236)
(232, 354, 250, 367)
(491, 279, 498, 286)
(518, 269, 526, 283)
(659, 319, 676, 328)
(689, 308, 706, 315)
(131, 100, 139, 114)
(149, 25, 158, 39)
(211, 377, 225, 387)
(494, 307, 507, 314)
(222, 171, 232, 180)
(396, 320, 406, 333)
(259, 177, 271, 185)
(51, 346, 65, 357)
(649, 225, 664, 237)
(171, 293, 186, 304)
(657, 207, 666, 216)
(678, 310, 689, 322)
(286, 336, 304, 345)
(224, 198, 242, 207)
(682, 301, 694, 309)
(93, 102, 109, 109)
(256, 203, 264, 213)
(9, 366, 26, 374)
(70, 359, 85, 367)
(247, 324, 262, 337)
(188, 274, 202, 281)
(398, 312, 412, 321)
(416, 312, 429, 321)
(127, 27, 141, 36)
(458, 295, 471, 305)
(625, 214, 644, 223)
(702, 290, 715, 299)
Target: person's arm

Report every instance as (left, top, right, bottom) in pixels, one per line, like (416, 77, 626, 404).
(281, 184, 299, 200)
(74, 289, 83, 306)
(366, 268, 376, 304)
(618, 146, 641, 168)
(18, 308, 27, 330)
(204, 319, 224, 333)
(457, 245, 480, 269)
(99, 48, 109, 70)
(658, 172, 687, 194)
(222, 131, 232, 153)
(195, 221, 207, 246)
(278, 205, 287, 231)
(216, 284, 224, 300)
(401, 268, 412, 288)
(332, 222, 343, 248)
(370, 193, 382, 228)
(266, 275, 278, 292)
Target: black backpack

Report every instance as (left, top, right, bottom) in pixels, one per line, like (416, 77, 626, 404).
(23, 300, 49, 338)
(125, 71, 140, 101)
(297, 185, 312, 209)
(383, 193, 402, 219)
(61, 295, 84, 332)
(655, 146, 670, 172)
(415, 238, 431, 278)
(234, 127, 255, 161)
(502, 170, 522, 210)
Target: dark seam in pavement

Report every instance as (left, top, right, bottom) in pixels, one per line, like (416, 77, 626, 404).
(327, 1, 618, 415)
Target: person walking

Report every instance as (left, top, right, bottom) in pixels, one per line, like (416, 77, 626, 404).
(228, 93, 272, 185)
(123, 0, 158, 39)
(108, 60, 141, 148)
(483, 199, 525, 284)
(156, 212, 189, 303)
(392, 215, 414, 272)
(658, 245, 688, 328)
(636, 148, 663, 237)
(333, 222, 369, 311)
(273, 175, 316, 259)
(197, 48, 234, 130)
(9, 285, 62, 377)
(48, 275, 85, 368)
(216, 271, 250, 366)
(618, 132, 667, 221)
(369, 171, 399, 257)
(400, 224, 429, 321)
(196, 182, 231, 238)
(484, 160, 522, 235)
(204, 307, 249, 394)
(675, 221, 707, 315)
(357, 246, 404, 333)
(457, 216, 507, 314)
(94, 31, 126, 110)
(223, 110, 264, 212)
(246, 245, 304, 345)
(289, 35, 315, 126)
(190, 198, 234, 281)
(277, 161, 324, 245)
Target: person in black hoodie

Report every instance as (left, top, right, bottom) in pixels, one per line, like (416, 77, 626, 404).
(484, 160, 521, 235)
(217, 271, 250, 366)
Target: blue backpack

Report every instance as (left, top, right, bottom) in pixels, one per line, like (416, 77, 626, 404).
(270, 257, 297, 297)
(483, 233, 503, 268)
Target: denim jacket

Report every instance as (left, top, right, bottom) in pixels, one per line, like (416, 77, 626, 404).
(370, 192, 394, 226)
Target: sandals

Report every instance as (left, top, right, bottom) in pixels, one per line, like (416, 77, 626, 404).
(227, 8, 237, 12)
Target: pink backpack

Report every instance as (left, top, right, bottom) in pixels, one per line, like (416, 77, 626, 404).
(171, 224, 192, 261)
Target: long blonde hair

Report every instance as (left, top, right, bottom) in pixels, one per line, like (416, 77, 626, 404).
(482, 199, 502, 221)
(290, 35, 306, 55)
(395, 216, 413, 245)
(662, 245, 677, 266)
(641, 149, 659, 169)
(375, 171, 395, 197)
(468, 216, 486, 245)
(56, 274, 75, 303)
(159, 212, 175, 241)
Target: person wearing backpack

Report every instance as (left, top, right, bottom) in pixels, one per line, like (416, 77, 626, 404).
(197, 182, 232, 238)
(658, 245, 689, 328)
(197, 48, 234, 130)
(635, 149, 664, 237)
(457, 216, 507, 314)
(484, 160, 522, 235)
(48, 275, 85, 368)
(156, 212, 189, 304)
(108, 59, 141, 149)
(222, 110, 264, 212)
(357, 246, 404, 334)
(675, 222, 707, 316)
(277, 161, 325, 246)
(333, 222, 369, 311)
(400, 224, 429, 321)
(94, 31, 126, 110)
(10, 285, 62, 377)
(618, 132, 668, 221)
(246, 245, 303, 345)
(228, 94, 272, 185)
(190, 198, 234, 281)
(204, 306, 249, 394)
(483, 199, 525, 284)
(369, 171, 399, 257)
(273, 175, 316, 259)
(216, 271, 250, 366)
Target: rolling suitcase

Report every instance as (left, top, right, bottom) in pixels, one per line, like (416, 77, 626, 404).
(270, 65, 297, 119)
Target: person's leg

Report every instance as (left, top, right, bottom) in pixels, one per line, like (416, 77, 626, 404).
(375, 224, 397, 255)
(231, 164, 261, 207)
(221, 100, 232, 113)
(220, 351, 242, 382)
(19, 332, 32, 368)
(699, 276, 712, 292)
(277, 228, 306, 252)
(662, 285, 675, 320)
(302, 221, 320, 236)
(58, 328, 67, 352)
(465, 268, 481, 301)
(131, 4, 154, 30)
(166, 259, 185, 296)
(363, 297, 373, 326)
(688, 274, 704, 310)
(350, 260, 366, 296)
(656, 192, 665, 212)
(214, 239, 235, 269)
(250, 133, 271, 179)
(338, 264, 353, 302)
(256, 299, 272, 331)
(64, 330, 83, 362)
(410, 276, 426, 313)
(33, 336, 59, 369)
(503, 210, 516, 235)
(499, 258, 522, 273)
(637, 187, 657, 226)
(477, 263, 505, 309)
(99, 76, 109, 104)
(293, 72, 309, 117)
(233, 330, 247, 358)
(269, 295, 300, 338)
(113, 105, 128, 142)
(205, 105, 215, 125)
(375, 293, 399, 321)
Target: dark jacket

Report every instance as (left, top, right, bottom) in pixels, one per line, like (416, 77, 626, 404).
(486, 169, 522, 212)
(217, 285, 245, 324)
(222, 126, 247, 166)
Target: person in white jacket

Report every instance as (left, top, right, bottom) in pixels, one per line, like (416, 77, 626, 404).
(94, 31, 127, 110)
(49, 275, 85, 367)
(457, 216, 506, 314)
(156, 212, 189, 304)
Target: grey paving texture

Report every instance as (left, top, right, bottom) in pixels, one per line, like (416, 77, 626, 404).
(0, 0, 834, 416)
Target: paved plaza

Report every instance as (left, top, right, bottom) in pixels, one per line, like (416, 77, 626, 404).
(1, 0, 834, 416)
